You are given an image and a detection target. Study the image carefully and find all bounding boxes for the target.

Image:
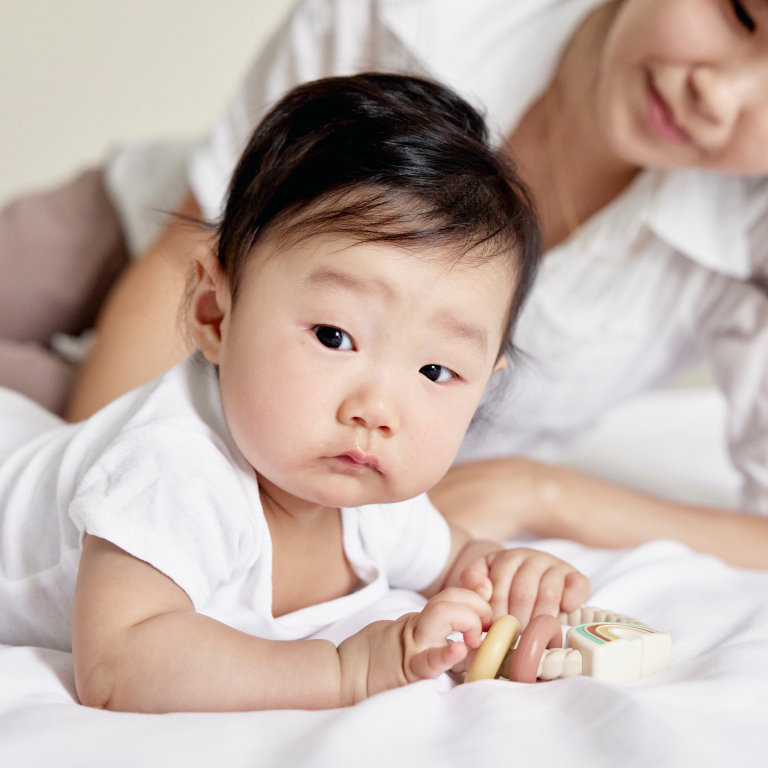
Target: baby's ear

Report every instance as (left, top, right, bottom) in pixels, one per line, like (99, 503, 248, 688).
(188, 254, 230, 365)
(492, 354, 508, 374)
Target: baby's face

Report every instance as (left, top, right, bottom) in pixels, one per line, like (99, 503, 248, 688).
(199, 235, 513, 508)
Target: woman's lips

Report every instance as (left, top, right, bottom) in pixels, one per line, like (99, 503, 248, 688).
(332, 452, 382, 473)
(647, 80, 692, 145)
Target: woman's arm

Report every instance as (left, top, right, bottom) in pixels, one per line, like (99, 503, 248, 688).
(73, 535, 489, 713)
(429, 457, 768, 570)
(65, 193, 207, 422)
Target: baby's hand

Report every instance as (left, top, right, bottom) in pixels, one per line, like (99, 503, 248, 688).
(337, 588, 491, 704)
(460, 548, 590, 629)
(403, 588, 493, 680)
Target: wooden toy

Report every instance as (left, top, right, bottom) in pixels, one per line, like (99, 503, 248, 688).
(465, 615, 520, 683)
(465, 605, 671, 684)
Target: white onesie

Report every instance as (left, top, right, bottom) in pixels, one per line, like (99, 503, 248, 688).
(0, 353, 451, 652)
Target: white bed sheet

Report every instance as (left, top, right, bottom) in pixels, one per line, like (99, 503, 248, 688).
(2, 387, 768, 767)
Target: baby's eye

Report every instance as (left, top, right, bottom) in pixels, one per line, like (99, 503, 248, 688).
(420, 364, 455, 383)
(313, 325, 354, 350)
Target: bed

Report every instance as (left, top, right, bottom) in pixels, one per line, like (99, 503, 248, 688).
(2, 385, 767, 767)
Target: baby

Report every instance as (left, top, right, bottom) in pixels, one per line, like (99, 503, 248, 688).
(0, 74, 589, 712)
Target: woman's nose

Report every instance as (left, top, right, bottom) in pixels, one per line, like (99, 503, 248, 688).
(689, 63, 762, 131)
(337, 385, 401, 436)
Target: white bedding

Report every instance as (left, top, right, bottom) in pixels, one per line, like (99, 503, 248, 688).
(2, 387, 768, 767)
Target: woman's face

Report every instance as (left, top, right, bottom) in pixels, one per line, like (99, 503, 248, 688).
(598, 0, 768, 174)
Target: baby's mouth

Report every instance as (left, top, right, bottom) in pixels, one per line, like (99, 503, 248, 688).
(332, 451, 382, 474)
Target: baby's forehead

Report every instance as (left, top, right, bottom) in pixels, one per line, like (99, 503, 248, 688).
(258, 231, 514, 290)
(249, 232, 515, 337)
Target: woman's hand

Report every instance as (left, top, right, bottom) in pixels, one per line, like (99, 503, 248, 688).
(337, 588, 491, 704)
(429, 457, 554, 542)
(459, 548, 590, 629)
(431, 456, 768, 570)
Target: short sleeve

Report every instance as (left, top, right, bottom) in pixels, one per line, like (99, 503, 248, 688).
(356, 494, 451, 592)
(188, 0, 413, 221)
(68, 426, 261, 608)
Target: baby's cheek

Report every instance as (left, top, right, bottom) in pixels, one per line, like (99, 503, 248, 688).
(220, 378, 293, 475)
(401, 425, 465, 494)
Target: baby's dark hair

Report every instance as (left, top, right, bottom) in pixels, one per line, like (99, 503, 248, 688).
(216, 73, 540, 356)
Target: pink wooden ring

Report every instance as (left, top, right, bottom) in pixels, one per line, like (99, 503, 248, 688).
(509, 614, 563, 683)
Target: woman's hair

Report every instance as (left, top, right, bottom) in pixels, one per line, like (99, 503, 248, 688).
(216, 73, 541, 356)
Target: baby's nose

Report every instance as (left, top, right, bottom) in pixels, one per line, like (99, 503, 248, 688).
(338, 385, 400, 436)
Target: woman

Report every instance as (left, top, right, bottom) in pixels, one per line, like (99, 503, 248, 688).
(6, 0, 768, 567)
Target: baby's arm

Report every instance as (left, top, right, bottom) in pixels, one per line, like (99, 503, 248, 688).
(422, 524, 590, 628)
(73, 535, 344, 712)
(73, 535, 490, 713)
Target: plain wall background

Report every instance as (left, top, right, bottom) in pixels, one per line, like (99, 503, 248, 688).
(0, 0, 298, 207)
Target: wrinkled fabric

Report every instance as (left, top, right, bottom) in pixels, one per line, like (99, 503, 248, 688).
(1, 538, 766, 768)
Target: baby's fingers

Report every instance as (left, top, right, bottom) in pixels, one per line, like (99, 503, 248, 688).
(460, 557, 493, 602)
(415, 589, 491, 649)
(410, 641, 468, 680)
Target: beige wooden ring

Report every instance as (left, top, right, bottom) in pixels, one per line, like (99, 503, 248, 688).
(465, 615, 521, 683)
(509, 614, 563, 684)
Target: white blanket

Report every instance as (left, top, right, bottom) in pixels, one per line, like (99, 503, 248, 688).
(2, 387, 768, 767)
(2, 538, 767, 768)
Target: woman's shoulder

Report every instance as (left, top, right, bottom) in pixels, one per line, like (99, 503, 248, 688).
(284, 0, 587, 92)
(376, 0, 602, 135)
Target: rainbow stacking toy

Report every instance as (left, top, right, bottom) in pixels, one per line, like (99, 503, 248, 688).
(465, 606, 671, 684)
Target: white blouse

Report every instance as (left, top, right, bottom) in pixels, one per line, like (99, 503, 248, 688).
(146, 0, 768, 514)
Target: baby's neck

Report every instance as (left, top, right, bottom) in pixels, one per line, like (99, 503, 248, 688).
(257, 474, 359, 617)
